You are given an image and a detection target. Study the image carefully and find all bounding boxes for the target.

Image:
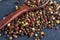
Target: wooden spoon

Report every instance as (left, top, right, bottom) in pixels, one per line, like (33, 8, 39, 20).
(0, 0, 49, 29)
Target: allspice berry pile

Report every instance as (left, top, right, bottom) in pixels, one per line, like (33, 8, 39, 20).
(25, 0, 48, 7)
(0, 0, 60, 40)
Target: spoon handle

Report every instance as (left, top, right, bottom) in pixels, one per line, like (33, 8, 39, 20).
(0, 4, 29, 29)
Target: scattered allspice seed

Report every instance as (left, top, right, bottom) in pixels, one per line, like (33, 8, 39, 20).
(13, 34, 18, 38)
(9, 37, 13, 40)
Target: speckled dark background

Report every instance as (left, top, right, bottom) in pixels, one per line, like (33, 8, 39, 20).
(0, 0, 60, 40)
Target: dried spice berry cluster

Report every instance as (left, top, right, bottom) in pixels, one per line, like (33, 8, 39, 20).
(25, 0, 48, 7)
(0, 0, 60, 40)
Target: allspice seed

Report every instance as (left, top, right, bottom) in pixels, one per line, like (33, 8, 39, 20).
(9, 37, 13, 40)
(7, 23, 11, 27)
(35, 33, 38, 37)
(16, 5, 19, 10)
(13, 35, 18, 38)
(5, 31, 8, 34)
(41, 32, 45, 38)
(56, 20, 60, 24)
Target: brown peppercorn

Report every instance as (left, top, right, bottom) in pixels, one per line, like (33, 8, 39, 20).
(13, 34, 18, 38)
(29, 32, 34, 38)
(41, 32, 45, 38)
(9, 37, 13, 40)
(5, 31, 8, 34)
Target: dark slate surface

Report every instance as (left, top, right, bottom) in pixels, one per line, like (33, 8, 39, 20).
(0, 0, 25, 20)
(0, 0, 60, 40)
